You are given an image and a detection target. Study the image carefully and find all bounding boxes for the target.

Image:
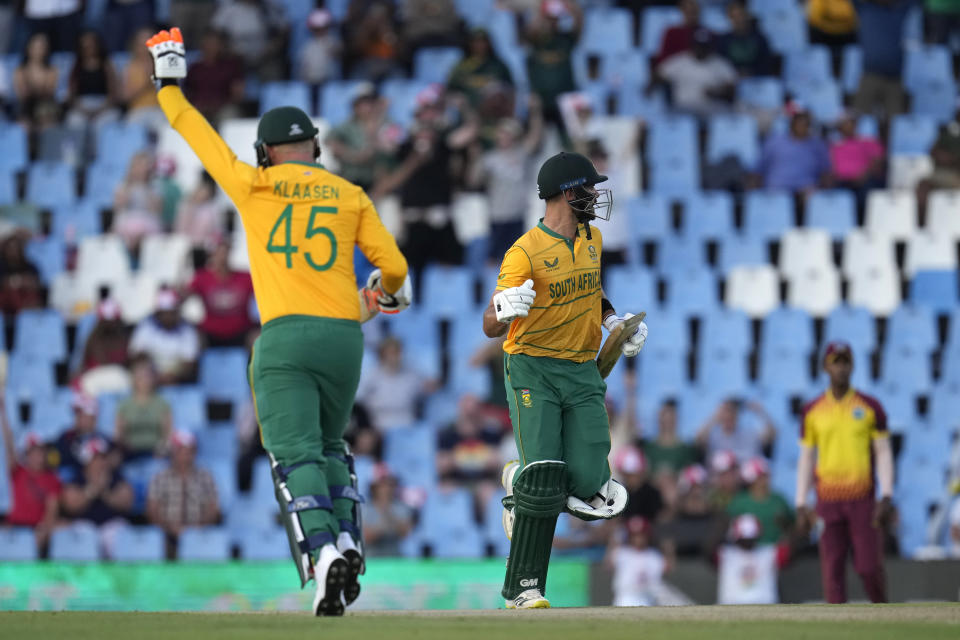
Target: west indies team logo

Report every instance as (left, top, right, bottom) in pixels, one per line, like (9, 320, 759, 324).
(852, 407, 865, 420)
(520, 389, 533, 408)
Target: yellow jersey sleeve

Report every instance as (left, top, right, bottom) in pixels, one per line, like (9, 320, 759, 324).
(495, 245, 533, 292)
(157, 86, 257, 203)
(355, 190, 407, 294)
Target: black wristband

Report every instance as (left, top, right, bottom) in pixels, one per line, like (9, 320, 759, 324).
(601, 298, 615, 317)
(159, 78, 179, 87)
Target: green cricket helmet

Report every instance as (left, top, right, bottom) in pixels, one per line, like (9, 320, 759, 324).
(254, 106, 320, 167)
(536, 151, 613, 221)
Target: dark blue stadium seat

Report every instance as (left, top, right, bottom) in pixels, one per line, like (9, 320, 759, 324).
(761, 306, 815, 356)
(737, 77, 784, 111)
(0, 121, 28, 172)
(26, 162, 76, 208)
(413, 47, 464, 84)
(717, 233, 769, 274)
(50, 522, 99, 562)
(909, 270, 959, 314)
(13, 309, 67, 361)
(664, 268, 718, 317)
(639, 7, 682, 53)
(112, 525, 165, 562)
(259, 82, 313, 116)
(657, 234, 707, 274)
(701, 308, 752, 356)
(627, 193, 671, 240)
(824, 305, 876, 354)
(383, 426, 436, 489)
(25, 237, 66, 284)
(0, 527, 37, 561)
(890, 114, 938, 155)
(682, 190, 734, 240)
(178, 526, 231, 562)
(604, 266, 656, 316)
(744, 191, 794, 240)
(418, 487, 484, 558)
(806, 190, 856, 238)
(199, 348, 250, 405)
(706, 114, 759, 167)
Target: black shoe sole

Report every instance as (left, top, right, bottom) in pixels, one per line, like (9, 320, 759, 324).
(343, 549, 363, 606)
(314, 558, 347, 617)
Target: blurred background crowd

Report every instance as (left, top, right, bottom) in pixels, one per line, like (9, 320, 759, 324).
(1, 0, 960, 605)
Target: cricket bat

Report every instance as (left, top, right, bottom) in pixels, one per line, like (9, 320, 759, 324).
(596, 312, 645, 379)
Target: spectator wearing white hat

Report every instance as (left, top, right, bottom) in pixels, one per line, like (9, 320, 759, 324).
(726, 457, 793, 546)
(717, 513, 789, 604)
(147, 429, 219, 557)
(55, 392, 116, 483)
(1, 391, 60, 549)
(707, 449, 741, 511)
(299, 9, 341, 86)
(129, 288, 200, 385)
(61, 435, 134, 527)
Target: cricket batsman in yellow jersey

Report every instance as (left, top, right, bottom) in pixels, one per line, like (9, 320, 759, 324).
(481, 151, 649, 609)
(145, 29, 410, 616)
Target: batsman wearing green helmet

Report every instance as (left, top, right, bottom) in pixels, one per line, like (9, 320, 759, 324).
(482, 151, 650, 608)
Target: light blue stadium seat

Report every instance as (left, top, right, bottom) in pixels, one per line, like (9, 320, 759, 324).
(95, 393, 122, 436)
(13, 309, 67, 361)
(737, 77, 784, 111)
(419, 487, 484, 558)
(805, 190, 855, 238)
(448, 317, 493, 397)
(0, 121, 28, 172)
(701, 308, 752, 356)
(649, 155, 699, 195)
(483, 489, 510, 556)
(380, 79, 432, 128)
(422, 391, 460, 429)
(748, 0, 796, 17)
(657, 234, 707, 274)
(770, 456, 797, 498)
(112, 525, 165, 562)
(319, 80, 366, 126)
(381, 306, 441, 354)
(784, 46, 832, 94)
(196, 425, 236, 465)
(758, 349, 810, 395)
(25, 237, 65, 284)
(178, 526, 232, 562)
(903, 45, 953, 93)
(761, 306, 814, 356)
(0, 527, 37, 561)
(413, 47, 464, 84)
(682, 190, 734, 239)
(95, 121, 149, 169)
(757, 3, 807, 54)
(887, 305, 937, 354)
(646, 114, 698, 161)
(841, 45, 862, 94)
(26, 162, 77, 208)
(871, 379, 918, 431)
(383, 425, 436, 489)
(249, 457, 277, 507)
(159, 385, 207, 431)
(29, 389, 73, 441)
(717, 234, 769, 274)
(207, 459, 238, 512)
(880, 343, 932, 395)
(744, 191, 794, 240)
(890, 114, 938, 155)
(616, 84, 668, 119)
(6, 354, 56, 400)
(639, 7, 682, 52)
(606, 266, 656, 318)
(239, 526, 290, 560)
(912, 82, 957, 123)
(701, 4, 731, 32)
(421, 264, 475, 319)
(453, 0, 494, 27)
(628, 193, 671, 241)
(798, 80, 843, 123)
(697, 348, 749, 396)
(84, 162, 126, 208)
(824, 305, 876, 354)
(199, 348, 250, 404)
(259, 81, 313, 116)
(50, 522, 100, 561)
(664, 268, 718, 317)
(910, 270, 958, 314)
(706, 114, 759, 167)
(0, 168, 15, 205)
(928, 382, 960, 437)
(676, 385, 727, 439)
(582, 7, 634, 53)
(51, 200, 102, 242)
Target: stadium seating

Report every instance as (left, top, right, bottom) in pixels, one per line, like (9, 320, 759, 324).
(779, 228, 833, 281)
(0, 527, 38, 561)
(417, 486, 484, 558)
(706, 114, 759, 167)
(199, 349, 250, 405)
(910, 271, 959, 314)
(744, 191, 794, 240)
(239, 526, 290, 561)
(805, 190, 856, 239)
(726, 265, 780, 317)
(824, 306, 876, 354)
(639, 7, 682, 53)
(50, 522, 100, 562)
(178, 527, 232, 562)
(865, 190, 918, 241)
(0, 121, 28, 172)
(681, 191, 734, 240)
(26, 162, 77, 208)
(112, 525, 166, 562)
(904, 232, 957, 277)
(890, 115, 939, 156)
(927, 190, 960, 238)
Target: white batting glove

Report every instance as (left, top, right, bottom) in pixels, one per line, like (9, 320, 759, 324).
(493, 279, 535, 323)
(365, 269, 413, 314)
(145, 28, 187, 82)
(603, 312, 648, 357)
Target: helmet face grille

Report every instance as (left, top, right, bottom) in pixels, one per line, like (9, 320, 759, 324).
(568, 186, 613, 221)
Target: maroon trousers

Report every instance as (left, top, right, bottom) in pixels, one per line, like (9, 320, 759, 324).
(816, 497, 887, 603)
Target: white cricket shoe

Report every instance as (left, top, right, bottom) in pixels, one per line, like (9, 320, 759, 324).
(505, 588, 550, 609)
(501, 460, 519, 540)
(336, 531, 364, 606)
(312, 543, 348, 616)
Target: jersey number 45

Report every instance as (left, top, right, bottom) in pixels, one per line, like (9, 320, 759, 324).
(267, 204, 338, 271)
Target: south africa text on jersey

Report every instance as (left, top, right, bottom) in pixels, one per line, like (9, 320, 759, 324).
(273, 181, 341, 200)
(548, 269, 601, 299)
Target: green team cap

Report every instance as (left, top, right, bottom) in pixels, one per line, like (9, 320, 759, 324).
(257, 106, 318, 145)
(536, 151, 608, 200)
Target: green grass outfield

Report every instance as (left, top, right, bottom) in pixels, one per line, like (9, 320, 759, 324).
(3, 604, 959, 640)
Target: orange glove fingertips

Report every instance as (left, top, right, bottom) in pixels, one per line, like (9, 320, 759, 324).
(171, 27, 183, 43)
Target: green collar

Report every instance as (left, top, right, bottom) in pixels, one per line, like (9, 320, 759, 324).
(538, 219, 578, 257)
(284, 160, 326, 169)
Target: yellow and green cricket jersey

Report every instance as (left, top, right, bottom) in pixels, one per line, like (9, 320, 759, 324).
(495, 221, 603, 363)
(158, 86, 407, 325)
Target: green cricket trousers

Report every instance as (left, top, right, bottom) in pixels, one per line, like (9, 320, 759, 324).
(504, 352, 612, 499)
(249, 315, 363, 545)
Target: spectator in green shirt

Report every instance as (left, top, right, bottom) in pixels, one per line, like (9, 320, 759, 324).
(325, 83, 402, 192)
(447, 28, 514, 112)
(642, 398, 699, 476)
(726, 457, 794, 545)
(523, 0, 582, 128)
